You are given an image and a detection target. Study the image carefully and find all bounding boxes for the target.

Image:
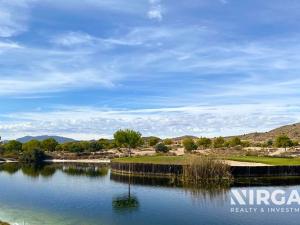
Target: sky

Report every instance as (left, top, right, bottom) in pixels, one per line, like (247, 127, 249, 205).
(0, 0, 300, 140)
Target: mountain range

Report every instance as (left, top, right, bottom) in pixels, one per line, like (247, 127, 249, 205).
(16, 135, 76, 144)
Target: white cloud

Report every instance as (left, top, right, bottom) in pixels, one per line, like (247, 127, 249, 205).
(0, 0, 34, 37)
(51, 32, 95, 47)
(148, 0, 163, 21)
(0, 41, 22, 49)
(1, 104, 299, 140)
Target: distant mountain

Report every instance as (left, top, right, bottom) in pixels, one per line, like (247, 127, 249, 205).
(16, 135, 76, 144)
(236, 123, 300, 142)
(171, 135, 198, 142)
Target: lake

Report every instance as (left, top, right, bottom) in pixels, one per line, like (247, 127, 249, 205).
(0, 163, 300, 225)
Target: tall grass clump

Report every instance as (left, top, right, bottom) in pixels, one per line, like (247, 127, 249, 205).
(183, 156, 232, 185)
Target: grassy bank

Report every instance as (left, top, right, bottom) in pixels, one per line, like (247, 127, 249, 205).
(112, 155, 199, 165)
(227, 156, 300, 166)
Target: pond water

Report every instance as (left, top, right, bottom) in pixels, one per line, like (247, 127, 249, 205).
(0, 163, 300, 225)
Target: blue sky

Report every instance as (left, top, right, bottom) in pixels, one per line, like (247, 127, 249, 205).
(0, 0, 300, 140)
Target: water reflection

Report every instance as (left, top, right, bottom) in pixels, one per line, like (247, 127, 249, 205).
(110, 172, 231, 202)
(0, 163, 109, 178)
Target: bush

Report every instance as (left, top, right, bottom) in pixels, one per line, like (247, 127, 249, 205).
(275, 135, 293, 149)
(41, 138, 58, 152)
(163, 138, 173, 145)
(3, 140, 22, 153)
(196, 137, 212, 149)
(155, 143, 169, 153)
(20, 148, 46, 163)
(22, 140, 41, 152)
(228, 137, 242, 147)
(182, 138, 197, 152)
(148, 137, 161, 147)
(213, 137, 225, 148)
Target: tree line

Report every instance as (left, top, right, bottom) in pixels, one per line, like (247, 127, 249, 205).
(0, 130, 298, 159)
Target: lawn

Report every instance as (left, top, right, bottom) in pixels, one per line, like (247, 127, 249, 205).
(227, 156, 300, 166)
(113, 155, 300, 166)
(112, 155, 198, 165)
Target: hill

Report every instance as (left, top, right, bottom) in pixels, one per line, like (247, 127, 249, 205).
(237, 123, 300, 142)
(16, 135, 76, 144)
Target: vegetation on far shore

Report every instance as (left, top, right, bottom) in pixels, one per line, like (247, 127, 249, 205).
(0, 127, 300, 165)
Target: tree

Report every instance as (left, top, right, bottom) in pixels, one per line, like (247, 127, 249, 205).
(60, 142, 84, 153)
(114, 129, 142, 157)
(20, 148, 46, 163)
(155, 143, 169, 153)
(275, 135, 293, 150)
(163, 138, 173, 145)
(98, 138, 111, 149)
(266, 139, 273, 147)
(3, 140, 22, 152)
(89, 141, 103, 152)
(41, 138, 58, 152)
(148, 137, 160, 147)
(241, 141, 251, 147)
(213, 137, 225, 148)
(22, 140, 41, 152)
(182, 138, 197, 152)
(228, 137, 242, 147)
(196, 137, 212, 149)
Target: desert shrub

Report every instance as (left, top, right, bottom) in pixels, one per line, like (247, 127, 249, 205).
(196, 137, 212, 149)
(163, 138, 173, 145)
(228, 137, 242, 147)
(182, 138, 197, 152)
(275, 135, 293, 149)
(213, 137, 225, 148)
(148, 137, 161, 147)
(155, 143, 169, 153)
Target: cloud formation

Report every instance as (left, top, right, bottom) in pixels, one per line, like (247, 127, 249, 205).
(0, 0, 300, 139)
(1, 104, 299, 140)
(148, 0, 163, 21)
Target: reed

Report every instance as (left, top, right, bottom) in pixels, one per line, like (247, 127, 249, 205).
(182, 156, 232, 184)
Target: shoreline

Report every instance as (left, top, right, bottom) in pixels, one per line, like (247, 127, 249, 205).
(44, 159, 111, 163)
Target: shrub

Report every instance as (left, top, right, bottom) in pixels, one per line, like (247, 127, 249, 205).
(148, 137, 161, 147)
(182, 138, 197, 152)
(228, 137, 242, 147)
(41, 138, 58, 152)
(163, 138, 173, 145)
(3, 140, 22, 153)
(275, 135, 293, 149)
(22, 140, 41, 152)
(213, 137, 225, 148)
(20, 148, 46, 163)
(196, 137, 212, 149)
(241, 141, 251, 147)
(155, 143, 169, 153)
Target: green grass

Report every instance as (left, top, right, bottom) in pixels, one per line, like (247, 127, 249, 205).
(112, 155, 198, 165)
(227, 156, 300, 166)
(113, 155, 300, 166)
